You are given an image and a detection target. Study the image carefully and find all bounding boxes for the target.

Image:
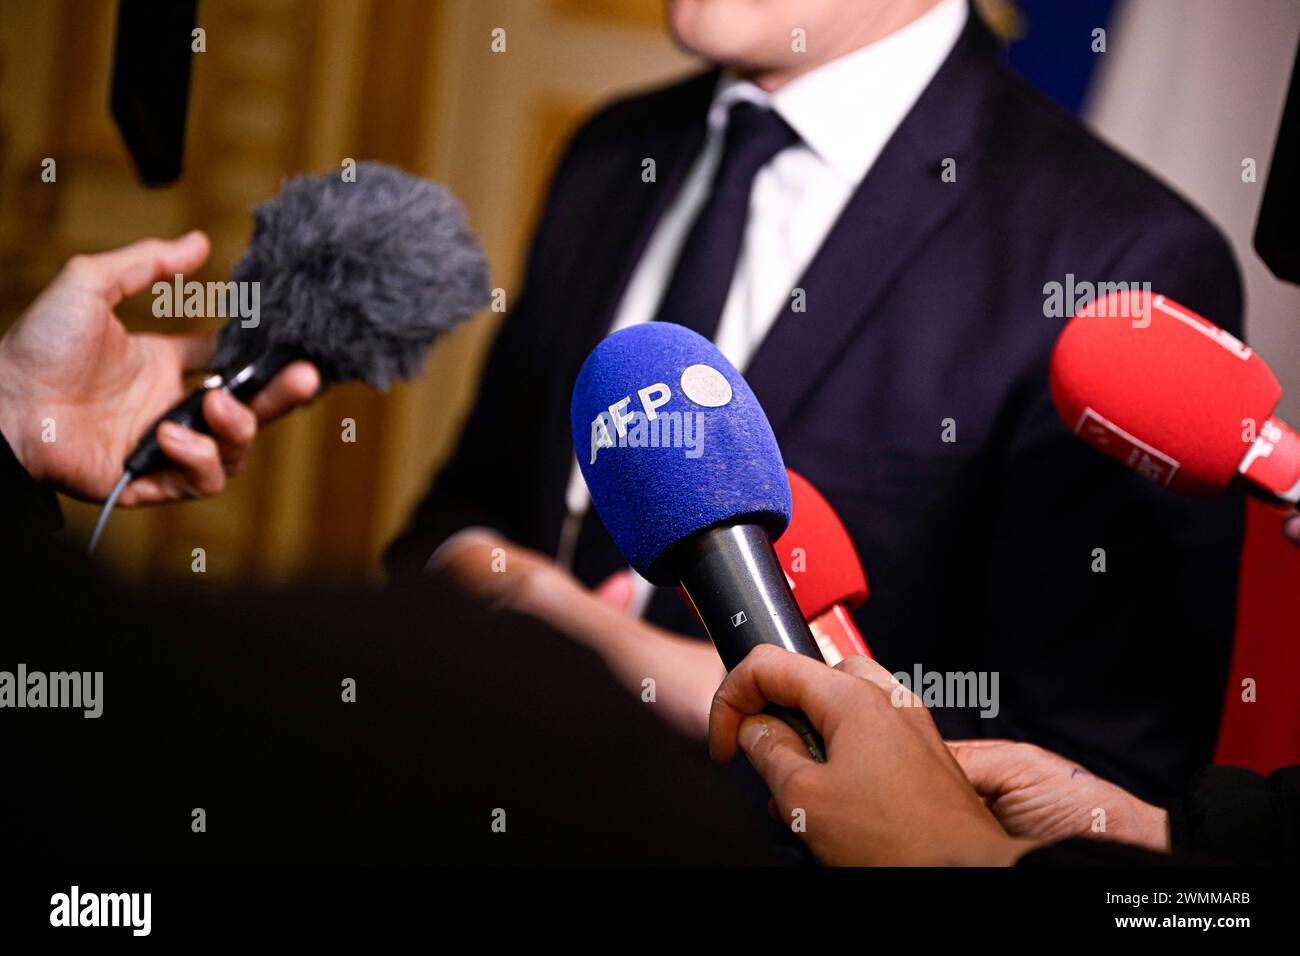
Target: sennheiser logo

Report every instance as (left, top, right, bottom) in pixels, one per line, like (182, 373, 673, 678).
(50, 886, 151, 936)
(0, 665, 102, 718)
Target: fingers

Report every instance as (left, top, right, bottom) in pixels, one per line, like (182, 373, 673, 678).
(835, 653, 925, 710)
(113, 357, 313, 508)
(117, 389, 261, 506)
(945, 739, 1030, 796)
(203, 387, 259, 471)
(835, 654, 896, 691)
(508, 554, 612, 619)
(139, 388, 260, 486)
(75, 231, 211, 306)
(945, 738, 1019, 749)
(120, 421, 226, 505)
(147, 335, 318, 418)
(593, 570, 637, 613)
(434, 535, 600, 622)
(734, 715, 816, 799)
(248, 361, 320, 423)
(153, 421, 225, 496)
(708, 644, 845, 763)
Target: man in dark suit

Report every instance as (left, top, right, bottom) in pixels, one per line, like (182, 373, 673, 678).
(388, 0, 1244, 804)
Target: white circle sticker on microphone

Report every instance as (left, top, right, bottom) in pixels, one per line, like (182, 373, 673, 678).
(680, 364, 732, 407)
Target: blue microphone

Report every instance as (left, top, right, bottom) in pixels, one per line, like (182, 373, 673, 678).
(571, 322, 826, 761)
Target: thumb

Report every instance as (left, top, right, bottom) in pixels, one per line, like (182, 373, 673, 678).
(87, 231, 212, 306)
(737, 715, 816, 796)
(593, 570, 636, 613)
(946, 739, 1022, 797)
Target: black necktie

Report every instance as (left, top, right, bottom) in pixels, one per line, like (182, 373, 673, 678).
(653, 101, 800, 341)
(570, 102, 799, 589)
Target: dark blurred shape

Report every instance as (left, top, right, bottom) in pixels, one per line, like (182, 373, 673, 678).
(109, 0, 199, 185)
(1255, 30, 1300, 286)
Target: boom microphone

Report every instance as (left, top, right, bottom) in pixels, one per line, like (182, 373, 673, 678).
(571, 323, 827, 761)
(110, 0, 197, 185)
(91, 162, 490, 552)
(1049, 290, 1300, 507)
(1254, 29, 1300, 286)
(778, 469, 872, 665)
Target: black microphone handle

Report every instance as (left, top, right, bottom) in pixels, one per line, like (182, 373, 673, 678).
(123, 346, 301, 478)
(675, 522, 828, 763)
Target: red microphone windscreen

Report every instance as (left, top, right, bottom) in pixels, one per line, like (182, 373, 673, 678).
(1049, 291, 1282, 494)
(776, 469, 869, 618)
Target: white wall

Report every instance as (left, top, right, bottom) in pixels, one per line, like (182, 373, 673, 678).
(1086, 0, 1300, 422)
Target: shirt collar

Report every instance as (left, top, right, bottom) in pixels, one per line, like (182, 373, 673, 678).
(708, 0, 969, 183)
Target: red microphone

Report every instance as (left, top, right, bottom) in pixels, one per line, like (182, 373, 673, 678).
(774, 469, 872, 665)
(1050, 290, 1300, 508)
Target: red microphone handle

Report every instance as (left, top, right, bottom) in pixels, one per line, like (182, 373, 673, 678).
(1237, 415, 1300, 508)
(809, 604, 872, 665)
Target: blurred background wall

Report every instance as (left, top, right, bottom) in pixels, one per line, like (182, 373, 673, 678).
(0, 0, 699, 582)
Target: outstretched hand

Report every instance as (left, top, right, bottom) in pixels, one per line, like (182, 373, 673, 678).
(437, 534, 725, 739)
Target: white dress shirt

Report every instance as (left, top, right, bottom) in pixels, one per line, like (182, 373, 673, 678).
(608, 0, 969, 370)
(450, 0, 970, 604)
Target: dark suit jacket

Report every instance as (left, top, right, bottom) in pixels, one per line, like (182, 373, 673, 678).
(388, 11, 1245, 803)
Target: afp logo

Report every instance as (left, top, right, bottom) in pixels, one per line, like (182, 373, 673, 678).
(588, 363, 731, 464)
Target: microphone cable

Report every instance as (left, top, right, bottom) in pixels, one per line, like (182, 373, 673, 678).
(88, 471, 131, 556)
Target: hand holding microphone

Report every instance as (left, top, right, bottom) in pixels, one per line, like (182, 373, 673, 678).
(0, 232, 319, 507)
(82, 162, 488, 550)
(571, 322, 828, 761)
(708, 645, 1030, 866)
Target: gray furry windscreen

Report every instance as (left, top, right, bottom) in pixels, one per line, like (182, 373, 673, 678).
(212, 162, 490, 389)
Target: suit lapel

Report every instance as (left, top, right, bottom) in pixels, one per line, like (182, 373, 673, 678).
(564, 72, 716, 359)
(745, 12, 1003, 434)
(542, 73, 716, 546)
